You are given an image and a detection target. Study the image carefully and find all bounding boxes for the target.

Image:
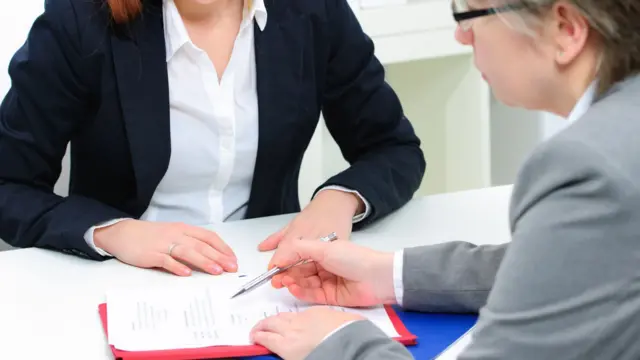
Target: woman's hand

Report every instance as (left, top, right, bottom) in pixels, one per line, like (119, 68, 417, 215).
(258, 189, 364, 267)
(251, 307, 364, 360)
(269, 239, 397, 307)
(93, 219, 237, 276)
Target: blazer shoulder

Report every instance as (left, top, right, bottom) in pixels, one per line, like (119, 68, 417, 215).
(279, 0, 327, 15)
(10, 0, 112, 102)
(277, 0, 352, 21)
(511, 76, 640, 216)
(553, 77, 640, 192)
(510, 121, 640, 227)
(42, 0, 112, 51)
(44, 0, 111, 25)
(569, 80, 640, 169)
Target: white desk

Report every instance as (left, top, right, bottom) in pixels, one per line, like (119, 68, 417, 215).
(0, 185, 512, 360)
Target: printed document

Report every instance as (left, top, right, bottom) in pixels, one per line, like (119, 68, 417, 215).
(105, 274, 399, 351)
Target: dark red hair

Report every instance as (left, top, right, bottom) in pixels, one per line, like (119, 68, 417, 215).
(107, 0, 142, 24)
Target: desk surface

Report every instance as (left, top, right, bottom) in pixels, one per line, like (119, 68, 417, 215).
(0, 185, 512, 360)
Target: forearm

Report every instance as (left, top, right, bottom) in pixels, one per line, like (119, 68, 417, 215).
(306, 320, 413, 360)
(401, 242, 507, 313)
(317, 143, 425, 228)
(0, 182, 131, 260)
(320, 0, 425, 227)
(314, 186, 370, 222)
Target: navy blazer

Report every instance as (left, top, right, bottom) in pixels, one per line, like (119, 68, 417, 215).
(0, 0, 425, 260)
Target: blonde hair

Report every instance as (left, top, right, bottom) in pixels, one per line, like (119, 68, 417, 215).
(503, 0, 640, 94)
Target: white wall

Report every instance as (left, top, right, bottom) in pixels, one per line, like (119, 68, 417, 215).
(489, 92, 568, 186)
(489, 95, 541, 185)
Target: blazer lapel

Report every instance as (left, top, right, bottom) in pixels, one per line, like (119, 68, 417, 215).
(110, 3, 171, 215)
(248, 3, 306, 217)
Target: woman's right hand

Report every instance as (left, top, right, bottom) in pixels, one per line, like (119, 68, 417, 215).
(269, 239, 397, 308)
(93, 220, 237, 276)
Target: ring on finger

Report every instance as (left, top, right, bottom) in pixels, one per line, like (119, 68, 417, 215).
(168, 243, 178, 256)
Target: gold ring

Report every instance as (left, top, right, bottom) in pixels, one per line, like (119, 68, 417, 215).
(168, 243, 178, 256)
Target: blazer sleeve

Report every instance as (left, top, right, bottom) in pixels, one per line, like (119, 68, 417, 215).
(305, 320, 413, 360)
(316, 0, 426, 228)
(401, 242, 506, 313)
(0, 0, 130, 260)
(458, 138, 640, 359)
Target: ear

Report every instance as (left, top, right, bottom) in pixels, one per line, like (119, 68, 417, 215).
(550, 1, 590, 65)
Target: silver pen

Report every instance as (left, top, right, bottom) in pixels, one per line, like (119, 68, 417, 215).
(230, 232, 338, 299)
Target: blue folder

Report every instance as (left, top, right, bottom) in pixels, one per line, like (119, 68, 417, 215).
(394, 307, 477, 358)
(246, 305, 477, 359)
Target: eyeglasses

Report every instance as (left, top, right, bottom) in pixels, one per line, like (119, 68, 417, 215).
(452, 1, 522, 31)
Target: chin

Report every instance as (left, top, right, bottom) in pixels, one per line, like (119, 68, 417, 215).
(491, 88, 517, 107)
(491, 85, 531, 109)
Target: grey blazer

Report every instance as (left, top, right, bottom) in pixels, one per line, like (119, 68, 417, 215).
(306, 74, 640, 360)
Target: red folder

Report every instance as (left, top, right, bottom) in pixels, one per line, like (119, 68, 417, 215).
(98, 302, 417, 360)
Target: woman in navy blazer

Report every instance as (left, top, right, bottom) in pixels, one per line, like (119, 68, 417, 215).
(0, 0, 424, 275)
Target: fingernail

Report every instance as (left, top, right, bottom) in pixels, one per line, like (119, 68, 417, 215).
(183, 267, 192, 275)
(210, 264, 222, 274)
(228, 263, 237, 271)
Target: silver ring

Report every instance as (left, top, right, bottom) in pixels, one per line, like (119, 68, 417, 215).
(168, 243, 178, 256)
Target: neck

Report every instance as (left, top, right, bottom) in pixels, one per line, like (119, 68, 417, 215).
(173, 0, 243, 24)
(548, 46, 600, 118)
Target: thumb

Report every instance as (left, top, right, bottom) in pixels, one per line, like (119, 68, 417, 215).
(271, 239, 329, 269)
(258, 225, 288, 251)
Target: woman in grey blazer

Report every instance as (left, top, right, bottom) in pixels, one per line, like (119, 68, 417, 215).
(248, 0, 640, 359)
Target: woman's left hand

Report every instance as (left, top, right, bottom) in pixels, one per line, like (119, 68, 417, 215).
(258, 189, 365, 265)
(251, 306, 364, 360)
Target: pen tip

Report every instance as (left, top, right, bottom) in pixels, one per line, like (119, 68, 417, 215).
(230, 289, 244, 299)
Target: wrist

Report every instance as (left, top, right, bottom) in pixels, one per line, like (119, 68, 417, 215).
(314, 189, 363, 217)
(371, 251, 397, 305)
(93, 228, 110, 250)
(94, 219, 132, 250)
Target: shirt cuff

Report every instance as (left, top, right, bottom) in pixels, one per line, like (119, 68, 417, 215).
(83, 218, 131, 257)
(393, 250, 404, 306)
(320, 320, 358, 343)
(315, 186, 371, 223)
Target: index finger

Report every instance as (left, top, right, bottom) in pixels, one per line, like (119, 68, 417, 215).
(269, 238, 327, 270)
(183, 225, 236, 258)
(268, 245, 302, 270)
(271, 262, 318, 288)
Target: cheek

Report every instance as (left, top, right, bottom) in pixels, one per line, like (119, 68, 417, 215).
(472, 24, 558, 108)
(471, 33, 503, 78)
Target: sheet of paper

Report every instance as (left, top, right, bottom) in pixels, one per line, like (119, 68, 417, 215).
(434, 326, 475, 360)
(105, 274, 399, 351)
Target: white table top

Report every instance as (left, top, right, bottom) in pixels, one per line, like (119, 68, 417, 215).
(0, 185, 512, 360)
